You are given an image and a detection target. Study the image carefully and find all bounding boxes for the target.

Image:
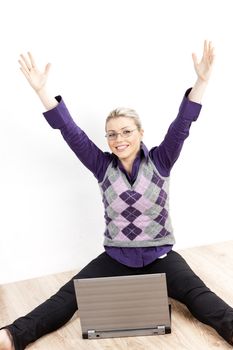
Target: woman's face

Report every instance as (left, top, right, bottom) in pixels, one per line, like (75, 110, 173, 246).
(106, 117, 144, 163)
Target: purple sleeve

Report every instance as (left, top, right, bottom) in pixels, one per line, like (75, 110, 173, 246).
(43, 96, 112, 181)
(150, 88, 202, 177)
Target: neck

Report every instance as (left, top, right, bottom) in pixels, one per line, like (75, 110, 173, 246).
(120, 159, 133, 175)
(120, 152, 139, 174)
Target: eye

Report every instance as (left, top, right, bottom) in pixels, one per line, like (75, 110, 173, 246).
(122, 129, 131, 136)
(107, 132, 116, 138)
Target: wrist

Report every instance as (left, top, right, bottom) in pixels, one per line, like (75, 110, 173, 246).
(188, 79, 208, 103)
(35, 87, 58, 111)
(35, 85, 47, 96)
(195, 77, 209, 87)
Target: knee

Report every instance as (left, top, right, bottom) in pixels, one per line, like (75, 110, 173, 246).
(167, 271, 208, 303)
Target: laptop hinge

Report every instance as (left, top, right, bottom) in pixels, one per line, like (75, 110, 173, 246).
(157, 325, 166, 335)
(87, 330, 96, 338)
(85, 325, 167, 339)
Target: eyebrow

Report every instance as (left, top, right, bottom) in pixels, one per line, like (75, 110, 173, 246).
(106, 126, 132, 132)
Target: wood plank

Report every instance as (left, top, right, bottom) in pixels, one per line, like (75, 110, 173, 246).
(1, 241, 233, 349)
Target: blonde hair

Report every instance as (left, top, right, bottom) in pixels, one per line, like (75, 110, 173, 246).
(105, 107, 142, 131)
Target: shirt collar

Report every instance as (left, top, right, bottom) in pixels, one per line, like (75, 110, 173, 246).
(140, 142, 149, 158)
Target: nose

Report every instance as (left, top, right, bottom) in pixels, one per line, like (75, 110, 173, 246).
(115, 132, 124, 141)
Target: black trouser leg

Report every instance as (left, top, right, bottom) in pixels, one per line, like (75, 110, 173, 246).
(145, 250, 233, 345)
(2, 250, 233, 348)
(2, 252, 135, 349)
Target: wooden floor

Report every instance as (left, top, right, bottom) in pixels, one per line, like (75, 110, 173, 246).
(1, 241, 233, 349)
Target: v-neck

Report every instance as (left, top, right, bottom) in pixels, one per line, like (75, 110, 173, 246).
(116, 143, 149, 185)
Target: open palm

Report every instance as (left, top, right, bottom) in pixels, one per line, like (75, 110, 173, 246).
(19, 52, 51, 92)
(192, 40, 215, 82)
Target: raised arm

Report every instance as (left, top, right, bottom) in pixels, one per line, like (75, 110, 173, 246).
(19, 52, 57, 110)
(188, 40, 215, 103)
(18, 52, 112, 181)
(150, 40, 215, 176)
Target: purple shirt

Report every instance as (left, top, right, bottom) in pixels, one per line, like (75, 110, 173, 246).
(43, 88, 202, 267)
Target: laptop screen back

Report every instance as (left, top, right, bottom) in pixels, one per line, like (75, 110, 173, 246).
(74, 273, 171, 339)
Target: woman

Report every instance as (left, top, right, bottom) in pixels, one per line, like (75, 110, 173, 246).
(1, 41, 233, 349)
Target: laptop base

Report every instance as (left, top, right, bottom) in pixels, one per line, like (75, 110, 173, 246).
(83, 325, 171, 339)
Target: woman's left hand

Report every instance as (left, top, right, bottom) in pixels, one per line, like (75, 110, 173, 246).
(192, 40, 215, 82)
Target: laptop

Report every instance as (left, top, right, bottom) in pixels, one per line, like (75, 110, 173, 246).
(74, 273, 171, 339)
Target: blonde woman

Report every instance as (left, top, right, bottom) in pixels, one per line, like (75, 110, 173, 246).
(1, 41, 232, 349)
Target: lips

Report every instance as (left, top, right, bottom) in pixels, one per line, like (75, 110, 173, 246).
(115, 145, 129, 151)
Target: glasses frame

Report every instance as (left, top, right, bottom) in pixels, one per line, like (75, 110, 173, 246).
(105, 128, 138, 141)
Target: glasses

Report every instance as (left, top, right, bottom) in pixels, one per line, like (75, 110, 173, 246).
(105, 128, 137, 141)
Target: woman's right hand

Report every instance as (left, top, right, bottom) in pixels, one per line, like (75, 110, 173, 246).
(18, 52, 58, 110)
(19, 52, 51, 93)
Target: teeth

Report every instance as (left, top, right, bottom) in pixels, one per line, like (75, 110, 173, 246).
(116, 145, 128, 150)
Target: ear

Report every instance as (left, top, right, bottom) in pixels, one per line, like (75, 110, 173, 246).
(140, 129, 144, 140)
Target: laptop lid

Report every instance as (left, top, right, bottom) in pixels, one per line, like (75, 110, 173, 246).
(74, 273, 171, 339)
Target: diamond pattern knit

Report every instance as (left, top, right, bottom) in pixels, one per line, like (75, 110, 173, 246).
(99, 158, 175, 247)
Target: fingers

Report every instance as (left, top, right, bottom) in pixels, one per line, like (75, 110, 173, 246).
(194, 40, 214, 69)
(209, 42, 215, 65)
(18, 55, 34, 80)
(18, 52, 39, 75)
(19, 52, 51, 75)
(28, 52, 37, 68)
(204, 40, 215, 63)
(203, 40, 208, 60)
(18, 52, 37, 85)
(207, 41, 213, 56)
(44, 62, 51, 76)
(18, 57, 28, 72)
(19, 65, 31, 83)
(192, 52, 198, 66)
(207, 41, 215, 66)
(19, 53, 33, 72)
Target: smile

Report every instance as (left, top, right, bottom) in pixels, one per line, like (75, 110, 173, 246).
(115, 145, 129, 151)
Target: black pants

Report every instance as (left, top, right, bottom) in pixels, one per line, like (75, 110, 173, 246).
(2, 250, 233, 349)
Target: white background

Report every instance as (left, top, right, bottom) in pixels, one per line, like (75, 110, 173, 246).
(0, 0, 232, 283)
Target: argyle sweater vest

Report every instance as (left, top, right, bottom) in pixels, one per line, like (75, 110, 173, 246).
(99, 157, 175, 247)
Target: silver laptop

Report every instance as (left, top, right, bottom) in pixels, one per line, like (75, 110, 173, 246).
(74, 273, 171, 339)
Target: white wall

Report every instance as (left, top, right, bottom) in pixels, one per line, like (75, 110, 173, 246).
(1, 0, 233, 283)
